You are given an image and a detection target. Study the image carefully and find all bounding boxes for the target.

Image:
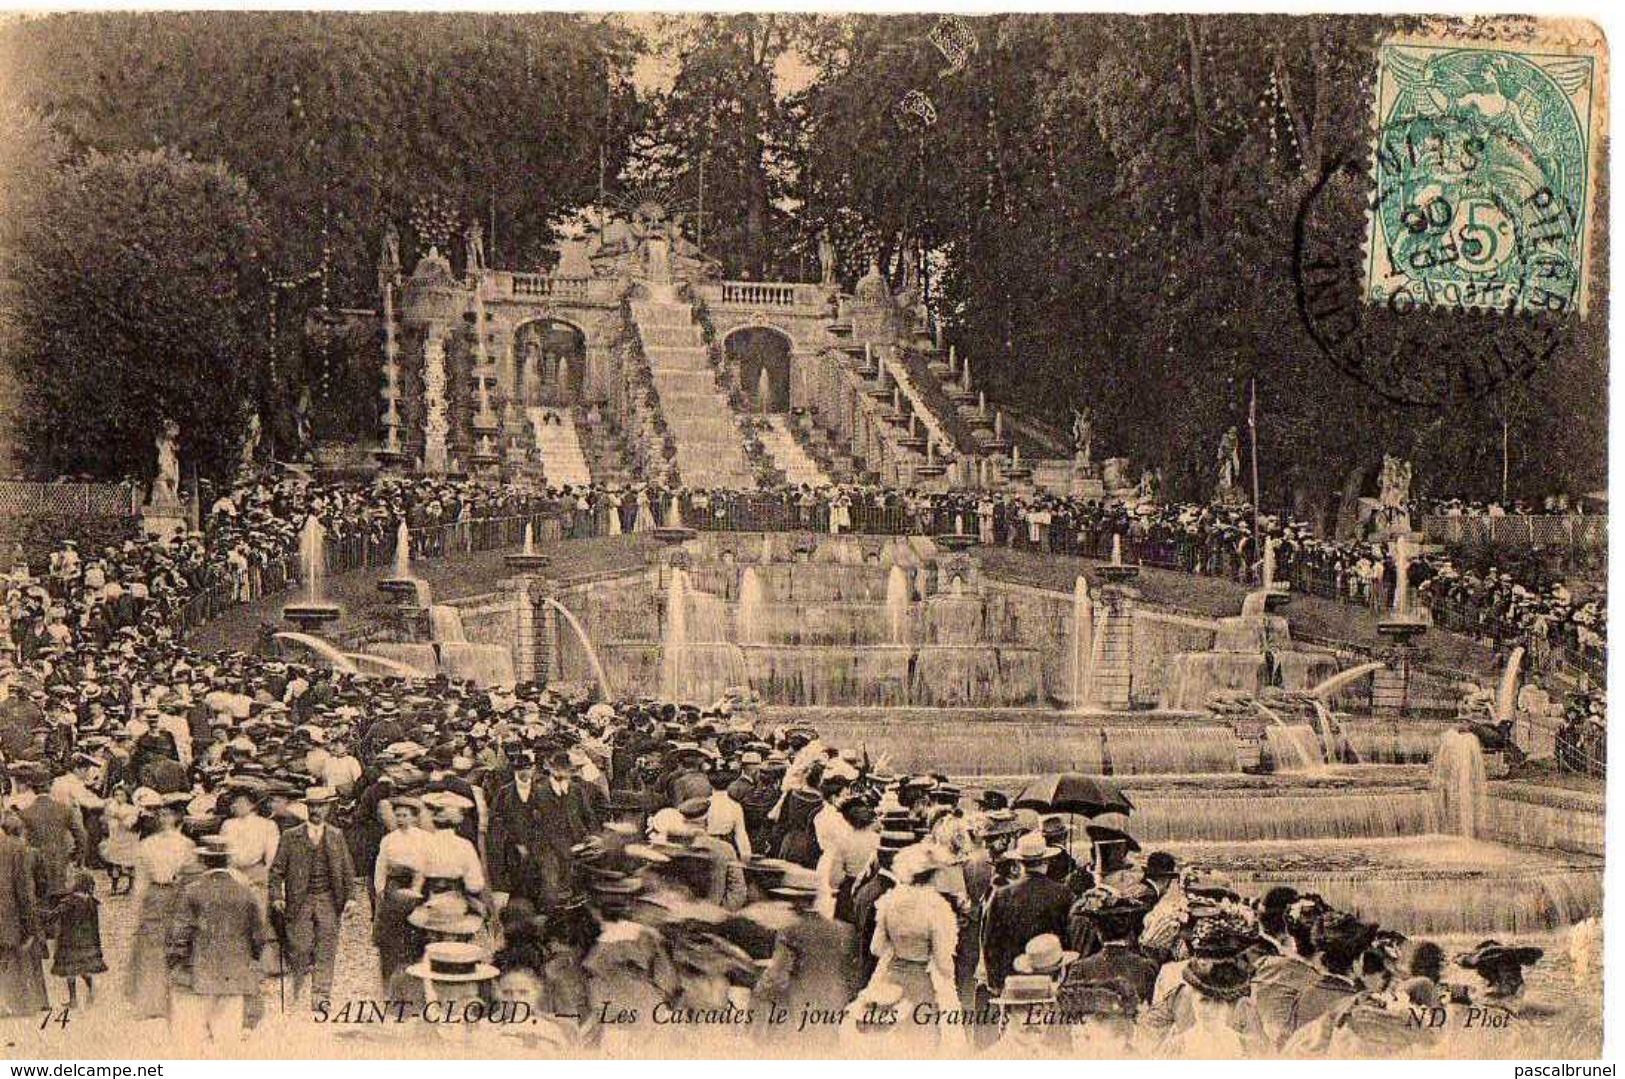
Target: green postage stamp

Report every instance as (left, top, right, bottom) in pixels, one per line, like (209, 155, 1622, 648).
(1365, 27, 1607, 317)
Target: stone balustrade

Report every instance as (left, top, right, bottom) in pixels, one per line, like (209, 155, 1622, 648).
(700, 281, 827, 309)
(488, 272, 609, 303)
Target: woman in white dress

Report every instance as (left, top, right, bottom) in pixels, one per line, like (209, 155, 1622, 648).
(867, 844, 961, 1042)
(633, 488, 657, 533)
(122, 799, 195, 1020)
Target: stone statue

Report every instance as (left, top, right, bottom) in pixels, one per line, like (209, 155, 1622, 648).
(1137, 467, 1160, 502)
(1216, 426, 1242, 496)
(1379, 453, 1413, 512)
(237, 412, 261, 480)
(294, 387, 313, 459)
(1070, 407, 1095, 466)
(818, 228, 838, 287)
(380, 223, 401, 284)
(151, 420, 181, 506)
(464, 221, 486, 276)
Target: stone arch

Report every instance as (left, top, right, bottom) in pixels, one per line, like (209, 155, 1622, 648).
(723, 324, 794, 413)
(511, 316, 588, 407)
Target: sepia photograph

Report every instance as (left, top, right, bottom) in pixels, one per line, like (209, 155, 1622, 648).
(0, 9, 1609, 1064)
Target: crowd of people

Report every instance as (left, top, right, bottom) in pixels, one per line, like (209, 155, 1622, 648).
(0, 469, 1593, 1055)
(0, 651, 1568, 1055)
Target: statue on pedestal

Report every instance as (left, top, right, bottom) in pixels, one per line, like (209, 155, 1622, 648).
(463, 221, 486, 277)
(1070, 407, 1095, 468)
(379, 223, 401, 289)
(1378, 453, 1414, 532)
(818, 228, 838, 287)
(237, 412, 261, 481)
(1216, 426, 1243, 501)
(150, 420, 181, 506)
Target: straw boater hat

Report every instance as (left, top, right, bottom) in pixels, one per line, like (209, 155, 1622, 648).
(991, 974, 1058, 1007)
(1012, 830, 1060, 863)
(303, 786, 337, 806)
(405, 941, 499, 983)
(407, 892, 485, 936)
(1013, 933, 1079, 975)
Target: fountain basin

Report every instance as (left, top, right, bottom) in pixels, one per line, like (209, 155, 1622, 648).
(1377, 613, 1431, 643)
(503, 552, 552, 572)
(1143, 836, 1601, 935)
(1095, 564, 1141, 585)
(378, 577, 427, 603)
(934, 532, 977, 552)
(282, 602, 342, 633)
(653, 526, 697, 544)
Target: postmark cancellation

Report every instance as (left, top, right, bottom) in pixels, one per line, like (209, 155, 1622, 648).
(1364, 26, 1607, 317)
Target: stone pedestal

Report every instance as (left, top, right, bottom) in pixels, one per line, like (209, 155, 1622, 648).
(140, 499, 189, 539)
(1088, 585, 1138, 710)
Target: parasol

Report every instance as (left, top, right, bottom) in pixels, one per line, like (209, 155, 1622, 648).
(1011, 773, 1133, 818)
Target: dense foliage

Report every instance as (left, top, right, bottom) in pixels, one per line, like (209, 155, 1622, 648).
(654, 14, 1608, 513)
(11, 149, 269, 486)
(0, 14, 1606, 512)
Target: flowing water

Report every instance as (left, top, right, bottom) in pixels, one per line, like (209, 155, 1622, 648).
(1433, 729, 1489, 838)
(1265, 723, 1325, 772)
(392, 519, 412, 579)
(737, 566, 766, 645)
(659, 567, 749, 702)
(428, 604, 467, 642)
(1497, 645, 1526, 722)
(437, 641, 515, 687)
(885, 564, 911, 645)
(299, 515, 327, 604)
(272, 630, 359, 673)
(1069, 575, 1094, 711)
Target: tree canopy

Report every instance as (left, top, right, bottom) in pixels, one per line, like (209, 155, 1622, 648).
(11, 148, 270, 485)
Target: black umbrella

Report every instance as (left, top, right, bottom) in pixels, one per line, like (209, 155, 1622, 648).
(1012, 773, 1133, 818)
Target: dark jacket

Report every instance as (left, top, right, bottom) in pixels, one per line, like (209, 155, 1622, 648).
(268, 823, 355, 917)
(167, 869, 268, 995)
(1060, 939, 1161, 1008)
(981, 871, 1074, 991)
(488, 781, 549, 900)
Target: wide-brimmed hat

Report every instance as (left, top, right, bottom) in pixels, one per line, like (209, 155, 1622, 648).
(676, 795, 711, 820)
(197, 835, 234, 867)
(303, 786, 337, 805)
(1012, 831, 1060, 863)
(1181, 958, 1251, 1002)
(407, 893, 484, 936)
(1013, 933, 1079, 975)
(991, 974, 1058, 1007)
(1455, 940, 1544, 971)
(405, 941, 499, 983)
(1143, 851, 1178, 880)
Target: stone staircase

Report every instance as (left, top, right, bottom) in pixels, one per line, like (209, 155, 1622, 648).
(788, 415, 865, 484)
(526, 407, 593, 488)
(631, 299, 756, 488)
(757, 416, 833, 487)
(574, 408, 635, 486)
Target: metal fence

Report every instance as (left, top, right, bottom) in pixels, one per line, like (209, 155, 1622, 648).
(1422, 513, 1606, 550)
(171, 512, 563, 637)
(0, 481, 139, 518)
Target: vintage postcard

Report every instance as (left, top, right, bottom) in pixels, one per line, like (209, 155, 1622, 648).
(0, 10, 1608, 1066)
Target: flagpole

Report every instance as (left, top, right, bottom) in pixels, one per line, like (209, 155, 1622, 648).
(1249, 378, 1262, 582)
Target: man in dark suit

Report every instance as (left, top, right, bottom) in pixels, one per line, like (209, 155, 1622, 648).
(16, 771, 82, 900)
(980, 831, 1075, 996)
(488, 750, 547, 907)
(268, 787, 354, 1008)
(528, 750, 600, 910)
(167, 836, 268, 1042)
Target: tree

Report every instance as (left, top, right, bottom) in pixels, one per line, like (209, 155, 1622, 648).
(0, 103, 68, 475)
(11, 148, 270, 485)
(630, 15, 827, 278)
